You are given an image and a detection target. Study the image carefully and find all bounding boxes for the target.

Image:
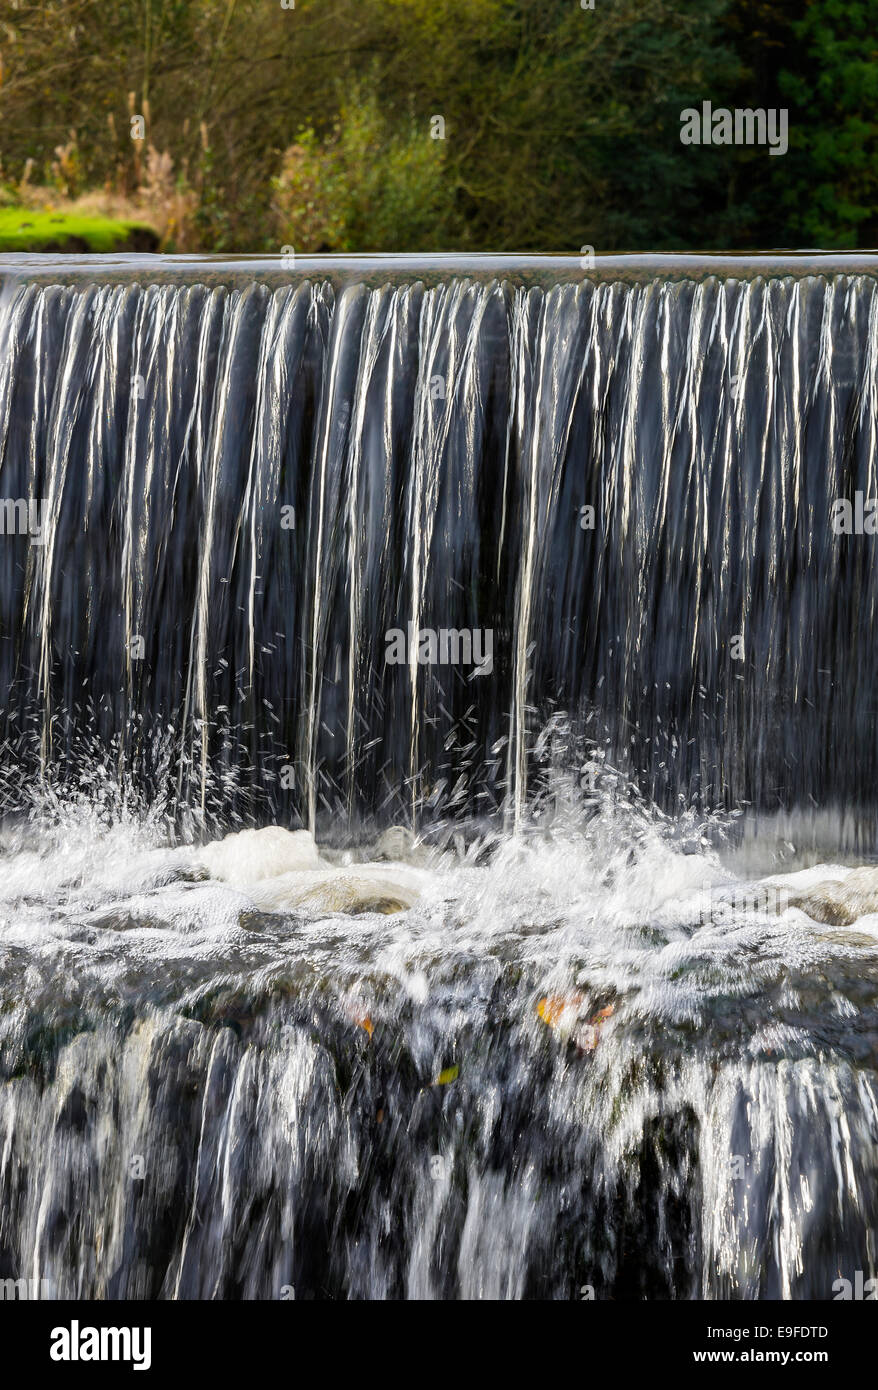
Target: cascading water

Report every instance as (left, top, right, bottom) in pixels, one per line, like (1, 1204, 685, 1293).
(1, 256, 877, 1301)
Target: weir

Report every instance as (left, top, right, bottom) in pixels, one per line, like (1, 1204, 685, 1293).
(2, 256, 878, 841)
(1, 256, 878, 1301)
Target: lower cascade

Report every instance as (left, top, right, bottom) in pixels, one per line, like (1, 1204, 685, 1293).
(1, 259, 877, 1301)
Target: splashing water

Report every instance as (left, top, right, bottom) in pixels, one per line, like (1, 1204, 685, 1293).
(1, 258, 877, 1300)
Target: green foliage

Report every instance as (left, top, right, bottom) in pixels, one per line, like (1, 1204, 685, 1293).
(273, 93, 452, 251)
(777, 0, 878, 245)
(0, 0, 875, 252)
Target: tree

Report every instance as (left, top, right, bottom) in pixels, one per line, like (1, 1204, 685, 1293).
(777, 0, 878, 246)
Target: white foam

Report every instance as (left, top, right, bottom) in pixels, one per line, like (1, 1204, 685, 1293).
(196, 826, 323, 884)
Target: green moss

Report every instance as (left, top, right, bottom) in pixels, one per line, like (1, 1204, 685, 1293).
(0, 207, 159, 252)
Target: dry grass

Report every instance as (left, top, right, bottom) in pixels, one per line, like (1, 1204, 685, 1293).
(13, 142, 200, 251)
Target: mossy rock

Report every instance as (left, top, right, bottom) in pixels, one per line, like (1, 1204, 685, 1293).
(0, 207, 159, 253)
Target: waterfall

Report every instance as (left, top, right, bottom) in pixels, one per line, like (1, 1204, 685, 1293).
(3, 265, 878, 838)
(1, 257, 877, 1301)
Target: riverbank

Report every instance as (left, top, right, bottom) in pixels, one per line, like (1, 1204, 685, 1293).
(0, 207, 159, 253)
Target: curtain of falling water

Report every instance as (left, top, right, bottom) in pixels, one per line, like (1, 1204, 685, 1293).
(4, 268, 878, 1303)
(1, 273, 878, 840)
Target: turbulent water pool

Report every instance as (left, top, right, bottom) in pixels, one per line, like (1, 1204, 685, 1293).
(2, 795, 877, 1300)
(1, 255, 878, 1300)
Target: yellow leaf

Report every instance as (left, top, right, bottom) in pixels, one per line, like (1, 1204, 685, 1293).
(537, 992, 585, 1030)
